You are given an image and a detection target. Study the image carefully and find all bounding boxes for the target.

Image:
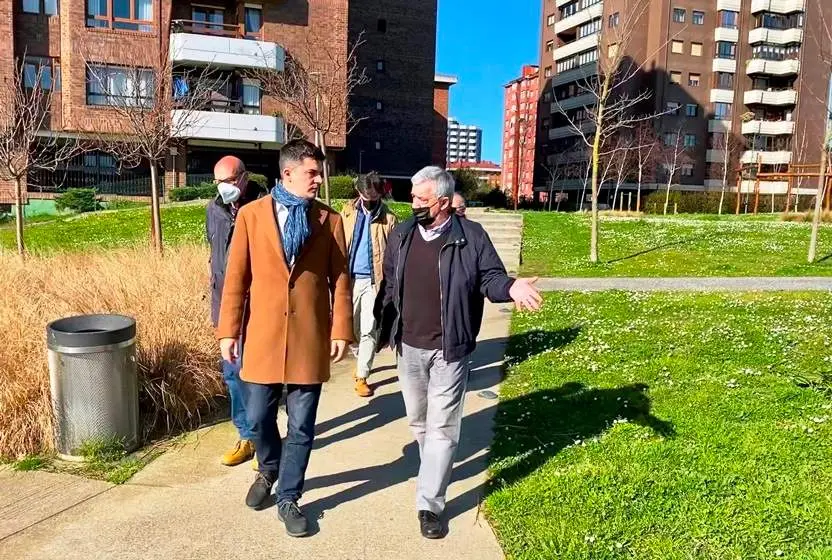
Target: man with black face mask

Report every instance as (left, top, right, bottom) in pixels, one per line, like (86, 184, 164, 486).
(341, 172, 398, 397)
(375, 166, 542, 539)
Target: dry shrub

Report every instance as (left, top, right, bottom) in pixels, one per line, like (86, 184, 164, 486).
(780, 211, 832, 223)
(0, 245, 224, 459)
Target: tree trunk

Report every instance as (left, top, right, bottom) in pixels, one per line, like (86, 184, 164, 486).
(320, 140, 331, 206)
(636, 165, 643, 213)
(663, 177, 672, 215)
(149, 163, 163, 254)
(808, 146, 829, 263)
(14, 176, 25, 257)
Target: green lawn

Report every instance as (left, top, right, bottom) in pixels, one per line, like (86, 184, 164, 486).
(487, 292, 832, 559)
(522, 212, 832, 277)
(0, 200, 413, 254)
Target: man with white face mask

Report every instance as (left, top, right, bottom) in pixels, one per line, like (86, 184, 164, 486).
(207, 155, 263, 467)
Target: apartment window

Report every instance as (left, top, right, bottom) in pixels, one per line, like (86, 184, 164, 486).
(376, 60, 385, 72)
(543, 91, 552, 102)
(716, 41, 736, 59)
(720, 10, 739, 29)
(377, 18, 387, 32)
(376, 100, 383, 111)
(608, 43, 619, 59)
(692, 11, 705, 25)
(86, 64, 154, 107)
(241, 79, 261, 114)
(544, 66, 552, 78)
(715, 72, 734, 89)
(192, 5, 223, 31)
(688, 73, 701, 87)
(680, 164, 694, 177)
(23, 57, 60, 91)
(685, 104, 698, 117)
(666, 102, 681, 115)
(714, 102, 733, 119)
(684, 134, 697, 148)
(670, 71, 682, 84)
(546, 40, 554, 53)
(671, 40, 684, 54)
(752, 44, 800, 61)
(672, 8, 686, 23)
(547, 13, 556, 26)
(244, 6, 262, 37)
(664, 132, 678, 146)
(23, 0, 59, 15)
(609, 12, 620, 28)
(577, 48, 598, 66)
(691, 42, 703, 57)
(375, 141, 382, 150)
(542, 118, 550, 128)
(578, 18, 602, 39)
(87, 0, 153, 31)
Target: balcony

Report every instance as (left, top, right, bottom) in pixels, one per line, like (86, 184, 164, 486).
(714, 28, 740, 42)
(748, 27, 803, 44)
(710, 89, 735, 104)
(740, 180, 790, 194)
(744, 89, 798, 105)
(172, 109, 286, 145)
(709, 120, 733, 133)
(717, 0, 742, 10)
(706, 150, 726, 163)
(550, 64, 598, 87)
(554, 2, 604, 34)
(553, 33, 600, 61)
(741, 120, 795, 135)
(741, 150, 792, 164)
(549, 120, 595, 140)
(169, 20, 285, 71)
(750, 0, 805, 14)
(713, 58, 737, 73)
(746, 58, 800, 75)
(551, 92, 595, 113)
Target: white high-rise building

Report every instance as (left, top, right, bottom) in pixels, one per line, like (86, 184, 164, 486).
(446, 118, 483, 163)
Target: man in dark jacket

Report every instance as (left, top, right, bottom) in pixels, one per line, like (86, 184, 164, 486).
(207, 155, 263, 467)
(375, 166, 542, 539)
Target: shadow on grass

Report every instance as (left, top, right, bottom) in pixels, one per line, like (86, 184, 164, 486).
(605, 240, 689, 265)
(487, 382, 674, 494)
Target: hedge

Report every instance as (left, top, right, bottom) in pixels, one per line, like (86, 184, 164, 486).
(55, 189, 100, 213)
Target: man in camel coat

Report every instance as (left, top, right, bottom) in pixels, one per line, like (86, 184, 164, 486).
(216, 139, 353, 537)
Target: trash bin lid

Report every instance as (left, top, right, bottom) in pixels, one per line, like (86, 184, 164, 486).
(47, 314, 136, 350)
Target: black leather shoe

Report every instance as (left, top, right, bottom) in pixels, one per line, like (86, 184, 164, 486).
(277, 501, 309, 537)
(245, 472, 276, 509)
(418, 510, 443, 539)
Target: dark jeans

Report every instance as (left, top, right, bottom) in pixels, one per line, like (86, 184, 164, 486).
(246, 382, 322, 505)
(222, 359, 254, 441)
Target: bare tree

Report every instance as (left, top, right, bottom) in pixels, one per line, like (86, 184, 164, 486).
(611, 133, 635, 210)
(551, 2, 679, 261)
(85, 53, 224, 253)
(252, 31, 368, 205)
(0, 59, 85, 256)
(711, 131, 742, 215)
(660, 128, 689, 215)
(633, 121, 660, 212)
(541, 151, 567, 211)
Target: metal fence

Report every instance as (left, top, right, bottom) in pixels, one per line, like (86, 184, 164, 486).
(27, 154, 163, 197)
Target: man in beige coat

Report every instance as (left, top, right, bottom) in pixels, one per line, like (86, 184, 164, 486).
(341, 172, 398, 397)
(217, 139, 353, 537)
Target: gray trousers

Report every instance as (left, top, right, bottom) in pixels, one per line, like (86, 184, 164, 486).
(397, 342, 469, 514)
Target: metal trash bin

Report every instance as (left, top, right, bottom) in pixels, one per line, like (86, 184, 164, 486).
(46, 314, 138, 460)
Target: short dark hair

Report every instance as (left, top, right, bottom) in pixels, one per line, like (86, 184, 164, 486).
(279, 139, 325, 173)
(354, 171, 384, 197)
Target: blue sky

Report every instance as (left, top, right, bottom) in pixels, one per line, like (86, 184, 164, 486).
(436, 0, 541, 164)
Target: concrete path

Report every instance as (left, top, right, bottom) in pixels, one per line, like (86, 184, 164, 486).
(536, 276, 832, 292)
(0, 303, 512, 560)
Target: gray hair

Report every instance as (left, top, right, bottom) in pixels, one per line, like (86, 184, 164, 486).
(411, 166, 455, 199)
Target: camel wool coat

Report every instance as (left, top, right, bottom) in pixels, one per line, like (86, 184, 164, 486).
(216, 196, 354, 385)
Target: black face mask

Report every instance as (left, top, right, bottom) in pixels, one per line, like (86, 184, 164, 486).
(362, 198, 380, 212)
(412, 206, 434, 227)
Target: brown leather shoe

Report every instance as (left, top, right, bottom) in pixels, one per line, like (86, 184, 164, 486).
(354, 377, 374, 397)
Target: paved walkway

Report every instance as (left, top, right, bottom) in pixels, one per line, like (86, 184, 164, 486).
(536, 276, 832, 292)
(0, 303, 512, 560)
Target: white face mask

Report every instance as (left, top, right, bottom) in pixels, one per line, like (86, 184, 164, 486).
(217, 182, 241, 204)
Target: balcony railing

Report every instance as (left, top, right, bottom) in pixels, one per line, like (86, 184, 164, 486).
(171, 19, 255, 40)
(744, 88, 798, 105)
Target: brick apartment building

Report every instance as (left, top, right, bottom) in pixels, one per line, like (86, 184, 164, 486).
(502, 64, 539, 203)
(1, 0, 439, 204)
(448, 160, 502, 188)
(339, 0, 440, 194)
(536, 0, 832, 207)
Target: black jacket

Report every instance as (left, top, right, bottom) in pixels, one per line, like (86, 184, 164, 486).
(374, 214, 515, 362)
(206, 181, 263, 327)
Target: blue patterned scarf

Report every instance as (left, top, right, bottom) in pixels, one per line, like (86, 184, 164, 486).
(271, 183, 311, 265)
